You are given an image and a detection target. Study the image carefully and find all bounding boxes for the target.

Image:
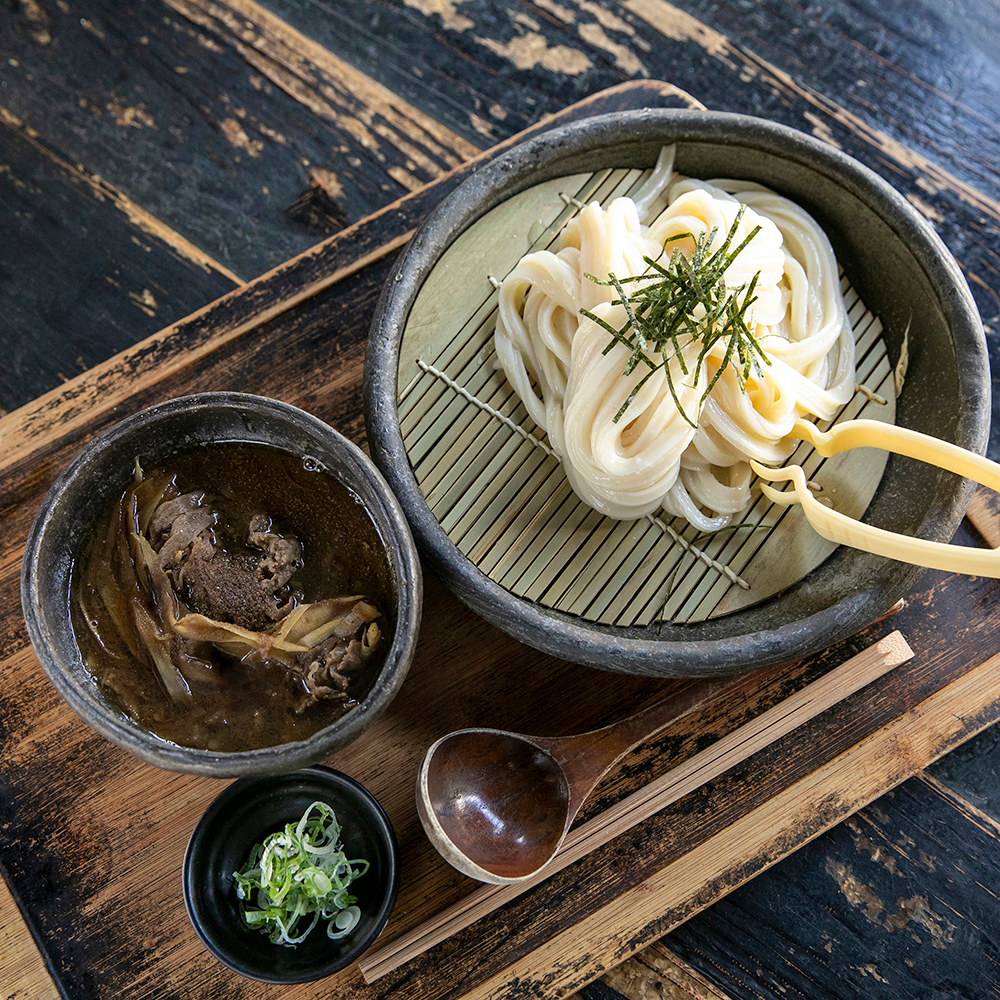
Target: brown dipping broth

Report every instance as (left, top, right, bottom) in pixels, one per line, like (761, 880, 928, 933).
(72, 443, 393, 753)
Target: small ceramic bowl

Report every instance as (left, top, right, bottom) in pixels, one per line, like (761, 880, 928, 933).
(21, 392, 422, 776)
(365, 109, 988, 677)
(183, 765, 399, 983)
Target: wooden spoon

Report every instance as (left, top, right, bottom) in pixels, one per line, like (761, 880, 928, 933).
(415, 671, 759, 884)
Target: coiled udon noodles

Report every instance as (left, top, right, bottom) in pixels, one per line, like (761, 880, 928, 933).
(494, 147, 856, 532)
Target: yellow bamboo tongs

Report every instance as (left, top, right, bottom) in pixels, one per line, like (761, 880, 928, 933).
(751, 418, 1000, 577)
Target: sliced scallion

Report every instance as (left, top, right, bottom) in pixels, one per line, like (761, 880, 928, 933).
(232, 800, 369, 947)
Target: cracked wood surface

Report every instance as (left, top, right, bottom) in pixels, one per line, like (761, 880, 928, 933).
(1, 2, 1000, 999)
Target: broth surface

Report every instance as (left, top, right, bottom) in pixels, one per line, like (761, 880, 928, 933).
(72, 442, 393, 752)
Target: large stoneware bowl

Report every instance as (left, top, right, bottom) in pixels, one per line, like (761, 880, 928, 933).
(364, 110, 987, 677)
(21, 392, 422, 776)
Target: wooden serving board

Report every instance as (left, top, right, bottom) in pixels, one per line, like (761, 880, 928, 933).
(2, 82, 1000, 1000)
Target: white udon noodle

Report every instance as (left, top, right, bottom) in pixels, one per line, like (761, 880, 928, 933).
(494, 147, 856, 532)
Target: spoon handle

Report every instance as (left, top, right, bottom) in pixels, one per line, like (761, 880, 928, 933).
(539, 670, 767, 817)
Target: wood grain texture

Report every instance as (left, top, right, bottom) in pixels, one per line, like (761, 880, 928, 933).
(0, 101, 241, 410)
(599, 942, 736, 1000)
(927, 695, 1000, 823)
(658, 773, 1000, 999)
(0, 82, 700, 1000)
(0, 0, 478, 279)
(4, 0, 998, 438)
(0, 106, 240, 414)
(966, 484, 1000, 549)
(0, 80, 699, 469)
(266, 0, 1000, 255)
(2, 0, 1000, 996)
(0, 870, 62, 1000)
(361, 633, 913, 982)
(264, 0, 1000, 452)
(2, 76, 997, 995)
(0, 0, 484, 412)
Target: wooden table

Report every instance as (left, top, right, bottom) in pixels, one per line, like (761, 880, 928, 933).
(2, 3, 1000, 998)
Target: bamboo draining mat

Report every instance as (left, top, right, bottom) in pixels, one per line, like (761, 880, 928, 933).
(397, 168, 895, 624)
(2, 83, 1000, 1000)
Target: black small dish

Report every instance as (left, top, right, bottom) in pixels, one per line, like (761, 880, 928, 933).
(183, 765, 399, 983)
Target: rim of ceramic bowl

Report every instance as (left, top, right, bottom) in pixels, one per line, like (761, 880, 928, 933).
(364, 109, 988, 677)
(183, 765, 400, 982)
(21, 392, 423, 775)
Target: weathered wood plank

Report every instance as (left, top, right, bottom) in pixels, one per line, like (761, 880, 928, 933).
(0, 0, 478, 282)
(0, 0, 998, 994)
(358, 574, 1000, 999)
(966, 484, 1000, 549)
(0, 80, 699, 471)
(657, 772, 1000, 1000)
(595, 942, 735, 1000)
(0, 0, 489, 414)
(927, 703, 1000, 824)
(1, 73, 998, 998)
(0, 105, 241, 414)
(258, 0, 597, 146)
(0, 870, 62, 1000)
(4, 0, 998, 444)
(262, 0, 1000, 448)
(0, 82, 701, 1000)
(263, 0, 1000, 227)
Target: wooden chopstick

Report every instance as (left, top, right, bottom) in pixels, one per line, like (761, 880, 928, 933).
(359, 630, 913, 984)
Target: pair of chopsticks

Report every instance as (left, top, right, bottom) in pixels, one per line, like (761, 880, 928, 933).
(360, 628, 913, 983)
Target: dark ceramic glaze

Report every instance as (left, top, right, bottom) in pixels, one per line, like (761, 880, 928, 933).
(365, 110, 988, 677)
(21, 392, 423, 776)
(183, 765, 399, 983)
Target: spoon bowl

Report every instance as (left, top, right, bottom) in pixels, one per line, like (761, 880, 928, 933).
(417, 730, 570, 882)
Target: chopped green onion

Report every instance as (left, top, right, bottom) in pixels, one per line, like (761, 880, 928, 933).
(232, 800, 369, 947)
(585, 205, 769, 427)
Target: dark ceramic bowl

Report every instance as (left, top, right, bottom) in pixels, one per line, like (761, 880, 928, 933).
(365, 109, 988, 677)
(183, 765, 399, 983)
(21, 392, 422, 776)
